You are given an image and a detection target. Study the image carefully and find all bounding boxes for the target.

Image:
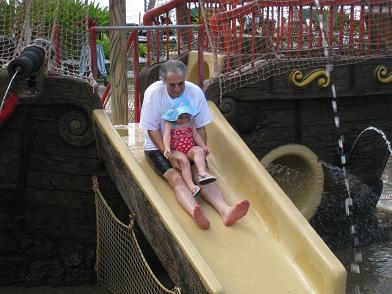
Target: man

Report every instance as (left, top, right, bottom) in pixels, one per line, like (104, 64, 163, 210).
(140, 60, 249, 229)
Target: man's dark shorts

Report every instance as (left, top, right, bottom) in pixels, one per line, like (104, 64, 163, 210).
(144, 150, 171, 177)
(144, 150, 207, 177)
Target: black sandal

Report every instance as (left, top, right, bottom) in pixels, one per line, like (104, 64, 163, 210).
(198, 174, 216, 185)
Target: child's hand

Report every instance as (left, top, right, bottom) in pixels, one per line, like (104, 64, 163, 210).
(164, 149, 171, 159)
(203, 146, 211, 154)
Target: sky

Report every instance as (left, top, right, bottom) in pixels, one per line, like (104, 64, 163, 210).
(95, 0, 145, 24)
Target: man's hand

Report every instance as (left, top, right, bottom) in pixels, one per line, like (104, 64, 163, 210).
(164, 149, 171, 159)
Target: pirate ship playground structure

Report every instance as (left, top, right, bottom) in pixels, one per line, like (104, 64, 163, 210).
(1, 0, 392, 293)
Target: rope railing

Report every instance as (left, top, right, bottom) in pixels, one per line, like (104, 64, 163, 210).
(209, 1, 392, 67)
(92, 176, 182, 294)
(138, 0, 392, 97)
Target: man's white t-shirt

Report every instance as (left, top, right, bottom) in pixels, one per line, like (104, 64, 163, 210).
(139, 80, 212, 151)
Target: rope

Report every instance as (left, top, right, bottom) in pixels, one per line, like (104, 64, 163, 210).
(92, 175, 181, 294)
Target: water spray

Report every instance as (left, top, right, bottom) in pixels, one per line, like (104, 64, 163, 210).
(312, 1, 362, 293)
(350, 126, 392, 156)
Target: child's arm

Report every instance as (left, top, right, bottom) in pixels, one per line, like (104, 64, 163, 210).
(192, 124, 210, 153)
(163, 121, 172, 159)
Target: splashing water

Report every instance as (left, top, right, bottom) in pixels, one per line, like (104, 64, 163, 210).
(267, 163, 308, 185)
(350, 126, 392, 156)
(267, 163, 312, 206)
(268, 160, 391, 292)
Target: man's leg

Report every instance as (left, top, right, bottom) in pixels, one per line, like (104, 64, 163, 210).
(191, 164, 249, 226)
(145, 150, 209, 229)
(163, 169, 209, 229)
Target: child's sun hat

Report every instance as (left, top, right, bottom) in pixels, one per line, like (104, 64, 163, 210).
(162, 95, 199, 121)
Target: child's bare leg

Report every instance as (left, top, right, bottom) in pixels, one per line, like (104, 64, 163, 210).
(163, 168, 209, 229)
(187, 146, 211, 177)
(169, 151, 199, 195)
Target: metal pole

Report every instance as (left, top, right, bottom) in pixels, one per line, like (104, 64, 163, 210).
(94, 24, 202, 31)
(197, 26, 204, 89)
(133, 33, 141, 123)
(89, 27, 98, 81)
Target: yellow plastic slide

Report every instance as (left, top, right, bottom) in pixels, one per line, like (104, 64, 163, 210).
(93, 101, 346, 294)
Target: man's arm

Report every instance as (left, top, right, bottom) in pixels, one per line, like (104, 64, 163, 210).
(196, 126, 207, 144)
(140, 84, 165, 152)
(191, 85, 211, 143)
(193, 125, 207, 148)
(147, 130, 165, 153)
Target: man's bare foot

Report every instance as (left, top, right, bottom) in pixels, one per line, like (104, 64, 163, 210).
(192, 205, 210, 229)
(223, 200, 250, 226)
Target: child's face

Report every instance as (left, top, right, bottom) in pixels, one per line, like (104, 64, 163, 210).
(176, 113, 191, 124)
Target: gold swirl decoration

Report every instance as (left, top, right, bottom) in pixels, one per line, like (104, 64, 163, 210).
(375, 65, 392, 84)
(289, 69, 331, 89)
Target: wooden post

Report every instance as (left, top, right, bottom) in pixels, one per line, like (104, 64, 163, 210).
(109, 0, 128, 125)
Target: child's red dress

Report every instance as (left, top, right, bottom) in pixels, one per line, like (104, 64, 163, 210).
(170, 126, 195, 154)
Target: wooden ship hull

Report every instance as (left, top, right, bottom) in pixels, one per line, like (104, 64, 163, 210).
(205, 57, 392, 247)
(1, 0, 391, 290)
(0, 72, 130, 286)
(1, 52, 388, 291)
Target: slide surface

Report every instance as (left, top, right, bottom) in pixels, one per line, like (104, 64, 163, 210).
(93, 102, 346, 294)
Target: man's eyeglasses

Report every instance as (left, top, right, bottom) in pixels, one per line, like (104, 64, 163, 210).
(166, 81, 185, 88)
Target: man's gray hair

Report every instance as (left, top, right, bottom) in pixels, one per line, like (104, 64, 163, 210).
(159, 60, 187, 80)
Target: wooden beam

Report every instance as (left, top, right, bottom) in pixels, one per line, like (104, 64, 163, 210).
(109, 0, 128, 125)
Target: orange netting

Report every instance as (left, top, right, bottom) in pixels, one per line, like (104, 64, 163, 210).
(201, 0, 392, 94)
(142, 1, 392, 96)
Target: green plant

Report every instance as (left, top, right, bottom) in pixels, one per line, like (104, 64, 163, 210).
(138, 43, 147, 57)
(88, 0, 109, 27)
